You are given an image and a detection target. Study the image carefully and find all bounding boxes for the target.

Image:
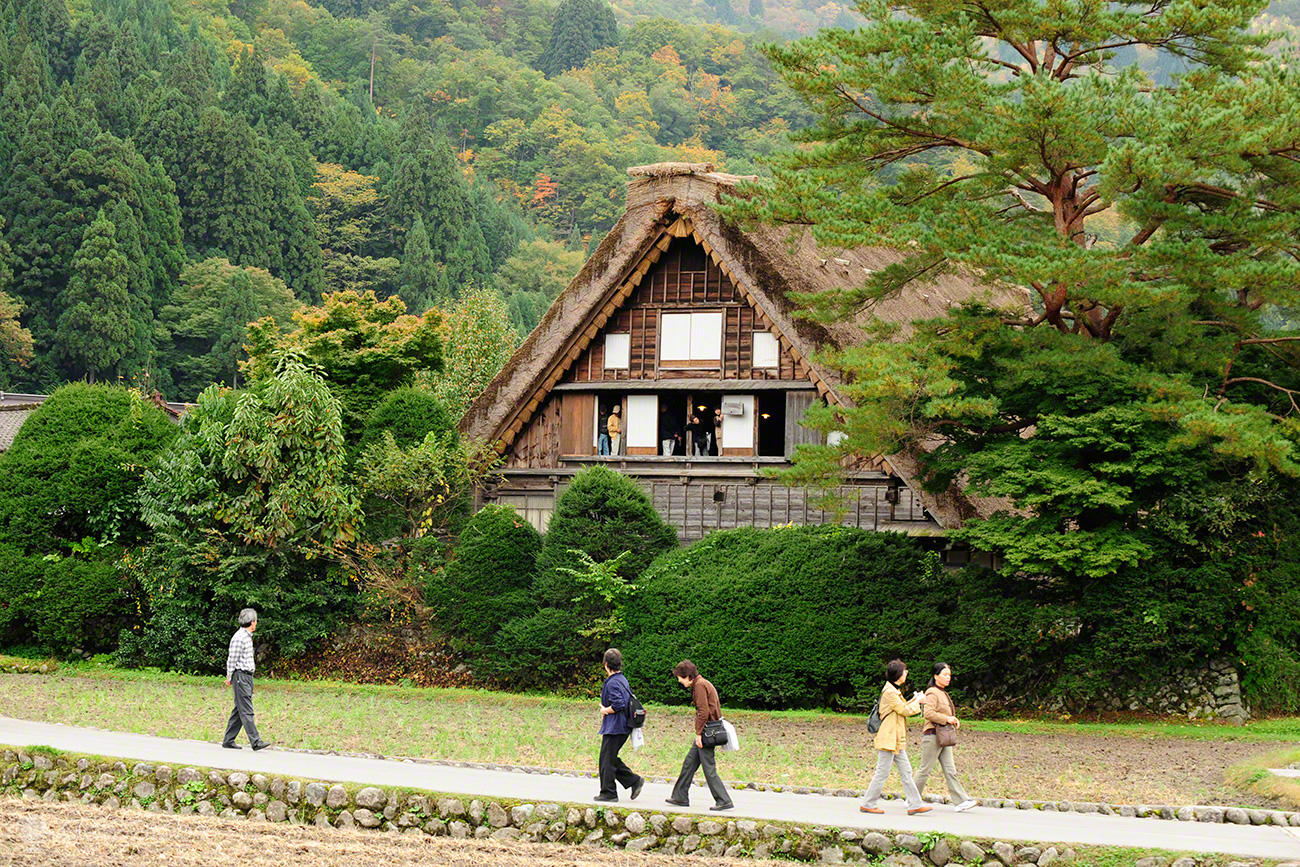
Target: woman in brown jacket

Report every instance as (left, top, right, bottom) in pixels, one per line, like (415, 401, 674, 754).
(915, 662, 978, 811)
(664, 660, 733, 811)
(860, 659, 931, 815)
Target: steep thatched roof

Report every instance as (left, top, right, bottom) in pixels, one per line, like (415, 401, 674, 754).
(462, 163, 1026, 528)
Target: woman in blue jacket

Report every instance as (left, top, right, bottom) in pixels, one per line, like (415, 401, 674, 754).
(595, 648, 644, 802)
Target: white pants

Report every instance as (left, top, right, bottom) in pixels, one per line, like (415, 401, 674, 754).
(862, 748, 922, 808)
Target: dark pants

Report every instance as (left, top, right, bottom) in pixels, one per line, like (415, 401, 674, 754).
(671, 741, 731, 806)
(598, 733, 639, 799)
(223, 670, 263, 747)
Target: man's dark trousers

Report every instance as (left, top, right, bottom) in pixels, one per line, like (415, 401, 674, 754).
(670, 743, 730, 806)
(223, 670, 263, 747)
(598, 733, 638, 799)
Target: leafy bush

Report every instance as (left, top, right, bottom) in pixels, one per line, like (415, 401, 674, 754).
(120, 356, 361, 672)
(358, 386, 455, 452)
(357, 387, 464, 540)
(0, 545, 45, 646)
(34, 552, 132, 656)
(477, 607, 588, 689)
(534, 465, 677, 608)
(621, 525, 1062, 709)
(426, 504, 540, 646)
(0, 383, 177, 549)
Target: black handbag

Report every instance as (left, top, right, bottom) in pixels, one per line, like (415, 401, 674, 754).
(701, 719, 728, 748)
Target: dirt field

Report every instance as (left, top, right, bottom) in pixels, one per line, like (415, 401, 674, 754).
(0, 800, 751, 867)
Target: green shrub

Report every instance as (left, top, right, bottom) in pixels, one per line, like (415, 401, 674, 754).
(120, 357, 361, 673)
(0, 545, 44, 645)
(0, 383, 177, 549)
(426, 505, 540, 646)
(478, 607, 588, 689)
(621, 525, 1063, 709)
(34, 552, 132, 657)
(358, 386, 455, 452)
(358, 387, 460, 540)
(534, 465, 677, 608)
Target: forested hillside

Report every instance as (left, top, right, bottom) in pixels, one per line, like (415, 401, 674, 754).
(0, 0, 810, 396)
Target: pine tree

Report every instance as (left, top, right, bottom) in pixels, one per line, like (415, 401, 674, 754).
(397, 217, 447, 312)
(746, 0, 1300, 585)
(540, 0, 618, 77)
(54, 211, 132, 382)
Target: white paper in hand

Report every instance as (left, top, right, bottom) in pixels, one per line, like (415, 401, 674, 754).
(631, 727, 646, 750)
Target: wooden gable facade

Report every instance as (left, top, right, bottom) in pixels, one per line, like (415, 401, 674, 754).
(461, 163, 1014, 543)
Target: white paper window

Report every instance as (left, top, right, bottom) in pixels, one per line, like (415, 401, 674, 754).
(604, 333, 630, 369)
(660, 311, 722, 363)
(752, 332, 779, 369)
(721, 394, 754, 450)
(626, 394, 658, 448)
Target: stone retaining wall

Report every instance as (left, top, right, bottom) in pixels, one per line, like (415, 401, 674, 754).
(1, 749, 1293, 867)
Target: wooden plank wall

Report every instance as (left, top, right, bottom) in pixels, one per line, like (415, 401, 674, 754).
(497, 476, 935, 542)
(568, 237, 799, 383)
(506, 393, 562, 468)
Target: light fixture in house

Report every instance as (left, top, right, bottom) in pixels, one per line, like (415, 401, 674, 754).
(760, 413, 771, 419)
(697, 405, 706, 411)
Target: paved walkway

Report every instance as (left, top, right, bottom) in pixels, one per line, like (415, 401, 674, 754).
(3, 717, 1300, 861)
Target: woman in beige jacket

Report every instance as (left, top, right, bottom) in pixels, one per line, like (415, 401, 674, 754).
(859, 659, 931, 815)
(915, 662, 978, 812)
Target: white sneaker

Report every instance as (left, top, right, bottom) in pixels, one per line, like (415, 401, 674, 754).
(955, 799, 978, 812)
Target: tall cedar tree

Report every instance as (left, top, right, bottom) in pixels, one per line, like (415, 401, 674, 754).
(54, 210, 132, 382)
(739, 0, 1300, 583)
(385, 106, 491, 291)
(397, 216, 448, 312)
(541, 0, 618, 77)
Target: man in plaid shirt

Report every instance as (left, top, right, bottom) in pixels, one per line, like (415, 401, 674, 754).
(222, 608, 270, 750)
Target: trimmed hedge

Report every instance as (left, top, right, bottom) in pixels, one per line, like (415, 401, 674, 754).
(533, 465, 677, 608)
(426, 505, 540, 646)
(621, 525, 1060, 709)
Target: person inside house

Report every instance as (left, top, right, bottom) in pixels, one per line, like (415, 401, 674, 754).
(598, 411, 611, 455)
(711, 407, 724, 455)
(607, 404, 622, 455)
(685, 414, 706, 456)
(660, 407, 680, 456)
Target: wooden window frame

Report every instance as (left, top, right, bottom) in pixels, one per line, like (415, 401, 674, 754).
(659, 309, 724, 369)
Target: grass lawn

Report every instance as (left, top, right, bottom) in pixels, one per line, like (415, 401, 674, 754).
(1, 663, 1296, 809)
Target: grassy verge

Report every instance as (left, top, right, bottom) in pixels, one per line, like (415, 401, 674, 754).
(1, 661, 1295, 808)
(1227, 746, 1300, 810)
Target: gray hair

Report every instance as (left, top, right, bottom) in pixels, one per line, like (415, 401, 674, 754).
(238, 608, 258, 627)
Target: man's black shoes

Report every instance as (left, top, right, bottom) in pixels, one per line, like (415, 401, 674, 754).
(221, 743, 241, 749)
(251, 742, 272, 751)
(593, 794, 618, 802)
(710, 802, 734, 811)
(664, 798, 689, 808)
(630, 778, 644, 800)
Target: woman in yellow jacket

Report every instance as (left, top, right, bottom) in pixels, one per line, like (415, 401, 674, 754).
(860, 659, 932, 815)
